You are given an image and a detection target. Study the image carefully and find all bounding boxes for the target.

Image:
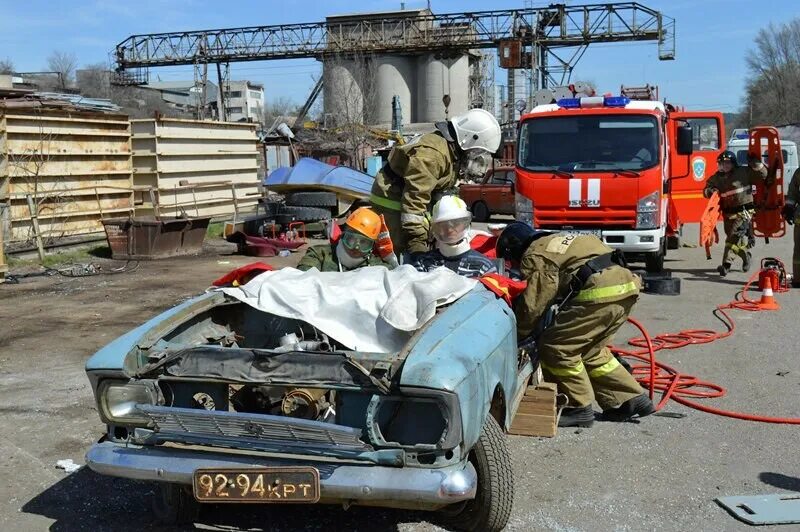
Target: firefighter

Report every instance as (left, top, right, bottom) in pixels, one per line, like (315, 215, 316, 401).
(297, 207, 392, 272)
(496, 222, 654, 428)
(703, 150, 769, 276)
(370, 108, 501, 257)
(409, 195, 497, 278)
(783, 167, 800, 287)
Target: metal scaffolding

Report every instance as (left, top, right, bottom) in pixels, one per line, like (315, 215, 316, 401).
(113, 2, 675, 88)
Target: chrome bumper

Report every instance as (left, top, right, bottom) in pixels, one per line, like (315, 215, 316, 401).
(86, 441, 476, 509)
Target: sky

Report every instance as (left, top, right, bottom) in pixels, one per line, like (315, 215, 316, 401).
(0, 0, 797, 114)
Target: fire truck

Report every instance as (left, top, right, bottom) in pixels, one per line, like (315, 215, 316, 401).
(514, 86, 724, 271)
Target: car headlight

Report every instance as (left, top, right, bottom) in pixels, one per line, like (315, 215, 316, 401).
(98, 380, 159, 426)
(366, 388, 462, 451)
(636, 191, 659, 229)
(515, 193, 534, 225)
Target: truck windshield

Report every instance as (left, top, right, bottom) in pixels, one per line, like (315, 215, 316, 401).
(518, 115, 659, 172)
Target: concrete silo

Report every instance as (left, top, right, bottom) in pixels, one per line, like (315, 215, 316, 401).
(373, 55, 415, 126)
(322, 57, 364, 127)
(415, 53, 470, 123)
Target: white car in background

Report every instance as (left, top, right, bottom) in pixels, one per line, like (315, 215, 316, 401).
(726, 138, 799, 179)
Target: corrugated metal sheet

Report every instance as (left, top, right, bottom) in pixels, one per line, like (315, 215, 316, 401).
(0, 109, 133, 246)
(131, 118, 259, 218)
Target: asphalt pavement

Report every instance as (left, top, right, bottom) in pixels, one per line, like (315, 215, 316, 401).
(0, 224, 798, 531)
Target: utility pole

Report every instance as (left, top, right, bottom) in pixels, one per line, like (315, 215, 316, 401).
(216, 63, 227, 121)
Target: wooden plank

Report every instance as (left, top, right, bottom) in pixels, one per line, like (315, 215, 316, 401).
(508, 383, 558, 438)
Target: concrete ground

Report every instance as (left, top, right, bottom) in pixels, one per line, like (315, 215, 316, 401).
(0, 224, 798, 531)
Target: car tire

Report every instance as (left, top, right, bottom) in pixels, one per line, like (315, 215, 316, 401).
(438, 415, 513, 532)
(644, 238, 666, 273)
(471, 201, 491, 223)
(152, 483, 200, 525)
(284, 191, 338, 208)
(277, 205, 332, 223)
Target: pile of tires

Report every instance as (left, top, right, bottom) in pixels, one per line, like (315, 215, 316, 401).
(274, 192, 337, 226)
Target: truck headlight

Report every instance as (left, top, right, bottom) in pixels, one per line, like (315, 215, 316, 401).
(636, 191, 659, 229)
(98, 380, 159, 426)
(515, 193, 534, 226)
(366, 389, 462, 450)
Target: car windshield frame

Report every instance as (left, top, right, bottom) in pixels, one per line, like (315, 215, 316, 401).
(517, 114, 661, 173)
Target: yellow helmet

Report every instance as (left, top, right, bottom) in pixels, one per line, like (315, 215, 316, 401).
(344, 207, 381, 240)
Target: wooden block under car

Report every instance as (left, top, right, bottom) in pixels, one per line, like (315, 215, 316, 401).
(508, 382, 558, 437)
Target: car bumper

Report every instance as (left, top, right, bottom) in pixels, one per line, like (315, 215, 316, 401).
(86, 441, 477, 510)
(600, 227, 663, 253)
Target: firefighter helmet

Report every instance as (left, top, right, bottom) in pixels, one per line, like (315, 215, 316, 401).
(717, 150, 738, 167)
(450, 108, 502, 154)
(495, 222, 552, 263)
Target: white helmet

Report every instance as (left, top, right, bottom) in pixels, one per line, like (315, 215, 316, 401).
(431, 195, 472, 245)
(450, 108, 502, 153)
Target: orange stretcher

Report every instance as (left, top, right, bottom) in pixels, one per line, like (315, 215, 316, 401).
(749, 126, 785, 239)
(699, 192, 721, 259)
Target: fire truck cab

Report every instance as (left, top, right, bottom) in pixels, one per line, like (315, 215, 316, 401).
(514, 92, 725, 271)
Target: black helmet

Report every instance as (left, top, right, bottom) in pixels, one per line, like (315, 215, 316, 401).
(717, 150, 737, 167)
(495, 222, 551, 263)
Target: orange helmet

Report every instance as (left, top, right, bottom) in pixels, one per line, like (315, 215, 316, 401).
(344, 207, 381, 240)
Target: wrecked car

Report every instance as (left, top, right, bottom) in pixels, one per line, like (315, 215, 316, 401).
(84, 267, 535, 531)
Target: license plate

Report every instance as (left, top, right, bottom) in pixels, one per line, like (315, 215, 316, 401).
(193, 467, 320, 503)
(566, 229, 602, 238)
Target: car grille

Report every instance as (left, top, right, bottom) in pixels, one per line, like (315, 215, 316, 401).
(137, 405, 370, 452)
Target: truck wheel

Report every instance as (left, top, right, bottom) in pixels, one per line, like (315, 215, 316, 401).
(645, 239, 666, 273)
(277, 205, 332, 223)
(471, 201, 491, 223)
(438, 416, 513, 532)
(666, 235, 681, 250)
(152, 483, 200, 525)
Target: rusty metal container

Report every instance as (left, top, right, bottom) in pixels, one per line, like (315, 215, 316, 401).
(102, 216, 211, 260)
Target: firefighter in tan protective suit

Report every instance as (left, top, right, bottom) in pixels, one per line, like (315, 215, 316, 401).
(703, 150, 769, 276)
(783, 168, 800, 287)
(370, 109, 501, 257)
(496, 222, 655, 428)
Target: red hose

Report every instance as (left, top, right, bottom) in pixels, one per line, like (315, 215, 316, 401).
(611, 266, 800, 424)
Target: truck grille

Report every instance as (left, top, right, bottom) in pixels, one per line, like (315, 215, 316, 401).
(536, 207, 636, 227)
(137, 405, 370, 452)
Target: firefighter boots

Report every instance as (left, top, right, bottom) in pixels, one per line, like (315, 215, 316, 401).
(742, 252, 752, 272)
(558, 405, 595, 428)
(718, 262, 732, 277)
(601, 393, 655, 422)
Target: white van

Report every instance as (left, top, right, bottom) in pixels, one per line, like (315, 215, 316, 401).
(726, 138, 799, 181)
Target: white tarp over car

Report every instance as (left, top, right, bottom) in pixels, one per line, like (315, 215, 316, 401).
(217, 265, 477, 353)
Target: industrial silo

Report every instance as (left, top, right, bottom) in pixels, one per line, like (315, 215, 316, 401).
(415, 53, 470, 123)
(323, 58, 364, 127)
(373, 55, 415, 126)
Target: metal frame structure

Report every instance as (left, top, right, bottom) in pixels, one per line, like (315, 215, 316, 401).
(113, 2, 675, 89)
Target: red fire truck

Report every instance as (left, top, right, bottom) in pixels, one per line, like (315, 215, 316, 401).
(514, 89, 725, 271)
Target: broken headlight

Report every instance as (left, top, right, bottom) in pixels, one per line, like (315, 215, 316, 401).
(98, 380, 159, 426)
(366, 388, 462, 451)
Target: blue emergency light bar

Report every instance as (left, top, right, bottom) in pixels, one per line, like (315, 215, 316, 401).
(556, 96, 631, 109)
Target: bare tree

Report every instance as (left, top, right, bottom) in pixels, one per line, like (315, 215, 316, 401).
(743, 19, 800, 126)
(46, 50, 78, 89)
(262, 96, 299, 127)
(322, 52, 378, 170)
(7, 113, 76, 251)
(77, 63, 113, 99)
(0, 58, 13, 75)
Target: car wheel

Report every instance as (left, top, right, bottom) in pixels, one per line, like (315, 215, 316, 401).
(438, 415, 513, 532)
(644, 238, 666, 273)
(284, 191, 338, 208)
(471, 201, 490, 223)
(152, 483, 200, 525)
